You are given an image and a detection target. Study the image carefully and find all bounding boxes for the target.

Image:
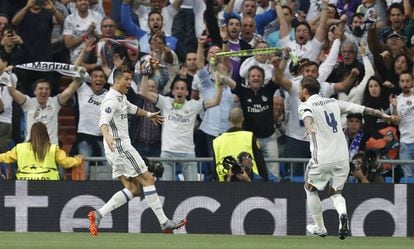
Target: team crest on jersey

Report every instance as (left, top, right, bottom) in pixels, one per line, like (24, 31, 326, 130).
(105, 107, 112, 113)
(262, 96, 268, 102)
(247, 98, 252, 103)
(407, 100, 412, 106)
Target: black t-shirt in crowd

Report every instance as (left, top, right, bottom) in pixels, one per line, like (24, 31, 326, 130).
(18, 9, 54, 63)
(232, 80, 279, 138)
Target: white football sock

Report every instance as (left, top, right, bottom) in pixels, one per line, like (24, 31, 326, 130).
(99, 188, 133, 217)
(330, 194, 347, 217)
(305, 188, 326, 231)
(143, 185, 168, 225)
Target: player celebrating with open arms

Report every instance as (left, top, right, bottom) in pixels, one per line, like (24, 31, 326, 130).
(88, 66, 187, 236)
(298, 77, 397, 240)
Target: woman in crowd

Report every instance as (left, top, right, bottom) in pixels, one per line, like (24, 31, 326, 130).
(362, 76, 399, 171)
(381, 53, 413, 95)
(0, 122, 83, 180)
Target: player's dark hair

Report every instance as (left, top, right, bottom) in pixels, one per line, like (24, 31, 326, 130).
(113, 66, 132, 80)
(300, 77, 320, 95)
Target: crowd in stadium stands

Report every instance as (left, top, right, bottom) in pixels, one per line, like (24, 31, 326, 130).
(0, 0, 414, 182)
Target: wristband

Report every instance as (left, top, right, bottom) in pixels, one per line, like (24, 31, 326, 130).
(146, 112, 152, 118)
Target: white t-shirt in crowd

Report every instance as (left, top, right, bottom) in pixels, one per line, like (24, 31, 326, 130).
(63, 10, 103, 63)
(0, 72, 17, 124)
(77, 83, 107, 136)
(22, 96, 61, 144)
(396, 94, 414, 143)
(286, 77, 334, 141)
(279, 35, 323, 79)
(156, 95, 204, 153)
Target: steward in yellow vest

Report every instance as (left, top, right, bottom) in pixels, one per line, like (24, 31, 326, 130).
(212, 107, 268, 181)
(0, 122, 83, 180)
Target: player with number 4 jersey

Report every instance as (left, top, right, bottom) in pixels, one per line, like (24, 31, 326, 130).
(298, 77, 396, 240)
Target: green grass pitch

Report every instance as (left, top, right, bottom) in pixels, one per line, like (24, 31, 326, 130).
(0, 232, 413, 249)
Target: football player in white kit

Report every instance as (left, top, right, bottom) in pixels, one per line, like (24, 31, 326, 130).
(298, 77, 396, 239)
(88, 66, 187, 236)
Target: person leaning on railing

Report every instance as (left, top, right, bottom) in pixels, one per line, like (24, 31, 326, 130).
(0, 122, 83, 180)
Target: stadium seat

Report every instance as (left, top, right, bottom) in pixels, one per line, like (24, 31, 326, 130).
(399, 176, 414, 183)
(384, 177, 393, 183)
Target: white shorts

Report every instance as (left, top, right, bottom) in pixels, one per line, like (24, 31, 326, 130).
(105, 143, 148, 179)
(305, 159, 349, 192)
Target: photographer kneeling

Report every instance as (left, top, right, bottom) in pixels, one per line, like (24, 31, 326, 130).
(222, 152, 255, 182)
(350, 151, 385, 183)
(213, 107, 268, 182)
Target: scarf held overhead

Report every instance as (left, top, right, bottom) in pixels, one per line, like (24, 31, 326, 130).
(15, 62, 90, 82)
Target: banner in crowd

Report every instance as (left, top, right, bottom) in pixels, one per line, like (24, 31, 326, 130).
(0, 181, 412, 236)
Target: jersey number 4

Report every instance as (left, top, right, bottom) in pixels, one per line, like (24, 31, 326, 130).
(324, 111, 338, 133)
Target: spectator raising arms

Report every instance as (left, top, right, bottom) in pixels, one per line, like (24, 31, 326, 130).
(64, 0, 103, 64)
(140, 61, 224, 181)
(7, 75, 82, 145)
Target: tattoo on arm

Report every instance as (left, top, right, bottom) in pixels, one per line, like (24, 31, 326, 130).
(363, 107, 383, 118)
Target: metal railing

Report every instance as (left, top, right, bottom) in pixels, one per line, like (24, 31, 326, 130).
(82, 157, 414, 183)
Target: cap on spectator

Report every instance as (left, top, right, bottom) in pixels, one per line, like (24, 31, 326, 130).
(346, 113, 363, 121)
(384, 31, 403, 42)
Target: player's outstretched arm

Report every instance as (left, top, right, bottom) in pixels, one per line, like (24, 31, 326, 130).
(363, 107, 399, 124)
(136, 108, 164, 125)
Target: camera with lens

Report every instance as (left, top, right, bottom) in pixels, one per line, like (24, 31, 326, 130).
(222, 151, 253, 176)
(222, 155, 244, 175)
(143, 157, 164, 178)
(365, 150, 382, 173)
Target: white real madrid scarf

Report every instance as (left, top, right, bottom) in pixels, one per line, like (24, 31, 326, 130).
(15, 62, 90, 82)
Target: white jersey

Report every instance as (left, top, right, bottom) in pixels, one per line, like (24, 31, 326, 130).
(63, 10, 103, 63)
(99, 88, 137, 145)
(156, 95, 204, 153)
(22, 96, 61, 144)
(77, 83, 107, 136)
(286, 77, 335, 141)
(396, 94, 414, 143)
(299, 94, 365, 164)
(0, 85, 13, 124)
(280, 35, 323, 79)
